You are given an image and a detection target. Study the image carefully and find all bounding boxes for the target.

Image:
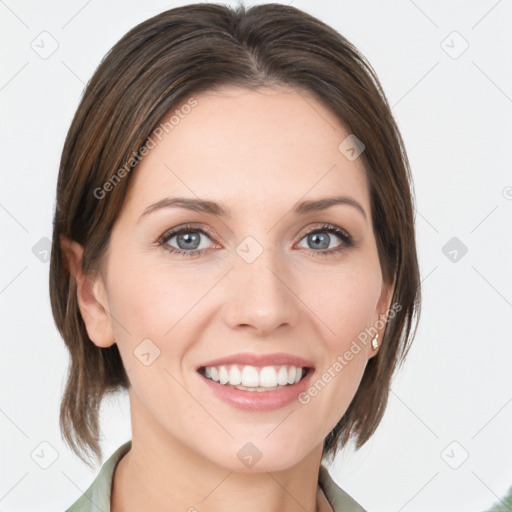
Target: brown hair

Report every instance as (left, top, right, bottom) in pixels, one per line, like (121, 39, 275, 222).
(50, 2, 421, 468)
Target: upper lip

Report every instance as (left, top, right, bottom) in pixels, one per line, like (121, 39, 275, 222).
(197, 352, 315, 370)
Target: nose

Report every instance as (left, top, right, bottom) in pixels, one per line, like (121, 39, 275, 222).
(223, 248, 301, 336)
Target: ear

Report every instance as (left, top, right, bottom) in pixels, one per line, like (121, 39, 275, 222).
(60, 235, 115, 348)
(369, 277, 396, 357)
(376, 278, 396, 318)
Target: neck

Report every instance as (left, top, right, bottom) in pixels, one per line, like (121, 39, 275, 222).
(111, 392, 325, 512)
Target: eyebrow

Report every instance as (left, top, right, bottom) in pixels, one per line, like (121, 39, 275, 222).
(138, 195, 367, 223)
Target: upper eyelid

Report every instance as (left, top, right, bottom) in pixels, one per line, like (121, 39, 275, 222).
(301, 224, 350, 238)
(160, 224, 215, 241)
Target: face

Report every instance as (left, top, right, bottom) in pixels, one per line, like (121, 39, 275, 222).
(75, 85, 393, 472)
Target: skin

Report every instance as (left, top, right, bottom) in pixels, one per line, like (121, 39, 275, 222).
(62, 85, 394, 512)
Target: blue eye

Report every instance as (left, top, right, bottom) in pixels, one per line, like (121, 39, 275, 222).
(296, 224, 354, 257)
(157, 223, 353, 258)
(158, 224, 216, 257)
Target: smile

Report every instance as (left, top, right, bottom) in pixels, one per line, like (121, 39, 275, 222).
(199, 364, 307, 391)
(196, 352, 315, 411)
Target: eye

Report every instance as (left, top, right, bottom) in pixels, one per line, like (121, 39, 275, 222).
(157, 224, 218, 257)
(296, 224, 353, 257)
(157, 223, 354, 258)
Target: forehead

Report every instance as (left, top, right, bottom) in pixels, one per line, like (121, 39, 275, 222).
(122, 85, 370, 221)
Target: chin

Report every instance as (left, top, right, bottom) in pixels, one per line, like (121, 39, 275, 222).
(203, 436, 317, 473)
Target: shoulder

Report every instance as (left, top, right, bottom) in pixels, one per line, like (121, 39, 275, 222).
(65, 440, 132, 512)
(318, 463, 368, 512)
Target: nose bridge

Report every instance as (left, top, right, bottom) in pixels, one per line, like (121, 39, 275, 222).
(224, 234, 300, 333)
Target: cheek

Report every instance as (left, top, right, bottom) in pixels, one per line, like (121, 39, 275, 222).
(106, 255, 205, 411)
(302, 262, 382, 347)
(107, 252, 212, 343)
(294, 263, 380, 425)
(105, 252, 229, 404)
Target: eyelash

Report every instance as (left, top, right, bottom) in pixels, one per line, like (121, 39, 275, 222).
(157, 223, 354, 258)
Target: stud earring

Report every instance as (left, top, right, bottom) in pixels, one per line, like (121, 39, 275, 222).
(371, 333, 379, 350)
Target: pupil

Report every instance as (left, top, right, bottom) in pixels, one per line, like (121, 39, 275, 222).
(178, 232, 200, 250)
(310, 233, 329, 250)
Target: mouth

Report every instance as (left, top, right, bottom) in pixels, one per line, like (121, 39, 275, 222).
(197, 364, 312, 392)
(195, 352, 316, 411)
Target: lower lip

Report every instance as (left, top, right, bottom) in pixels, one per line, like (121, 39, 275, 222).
(198, 369, 314, 412)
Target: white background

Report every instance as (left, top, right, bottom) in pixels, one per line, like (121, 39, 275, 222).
(1, 1, 511, 511)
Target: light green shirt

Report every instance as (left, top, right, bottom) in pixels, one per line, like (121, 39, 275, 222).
(66, 440, 366, 512)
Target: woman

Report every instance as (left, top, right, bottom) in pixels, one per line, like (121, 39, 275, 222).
(51, 3, 421, 511)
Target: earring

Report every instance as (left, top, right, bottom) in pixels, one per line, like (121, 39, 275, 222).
(371, 333, 379, 350)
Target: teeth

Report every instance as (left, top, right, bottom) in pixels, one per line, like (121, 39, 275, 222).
(241, 366, 259, 387)
(228, 365, 242, 385)
(277, 366, 288, 386)
(260, 366, 277, 387)
(218, 366, 229, 385)
(202, 364, 305, 389)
